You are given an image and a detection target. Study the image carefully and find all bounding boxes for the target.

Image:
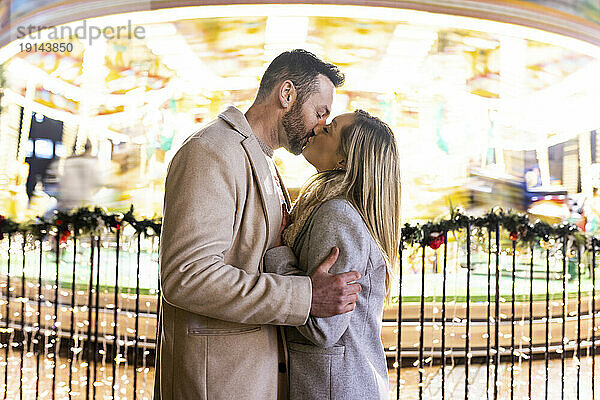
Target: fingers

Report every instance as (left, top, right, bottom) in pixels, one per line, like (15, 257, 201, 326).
(279, 204, 289, 231)
(282, 204, 290, 223)
(309, 292, 359, 317)
(315, 247, 339, 273)
(339, 282, 362, 299)
(346, 282, 362, 294)
(281, 204, 289, 224)
(344, 293, 358, 304)
(335, 270, 361, 284)
(282, 210, 289, 227)
(330, 281, 361, 297)
(329, 298, 358, 316)
(277, 205, 289, 245)
(343, 302, 356, 314)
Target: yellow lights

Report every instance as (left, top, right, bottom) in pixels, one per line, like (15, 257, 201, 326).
(2, 4, 599, 66)
(265, 16, 310, 57)
(46, 3, 595, 57)
(1, 4, 598, 152)
(146, 34, 224, 92)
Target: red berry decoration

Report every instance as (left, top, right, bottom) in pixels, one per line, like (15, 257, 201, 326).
(60, 230, 71, 244)
(428, 233, 444, 250)
(1, 215, 6, 240)
(509, 231, 519, 241)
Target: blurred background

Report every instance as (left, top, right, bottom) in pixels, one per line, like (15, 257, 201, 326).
(0, 1, 599, 229)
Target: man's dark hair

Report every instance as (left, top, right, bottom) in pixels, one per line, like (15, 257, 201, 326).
(254, 49, 344, 105)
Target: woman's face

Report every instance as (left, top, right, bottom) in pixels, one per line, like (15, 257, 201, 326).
(302, 113, 355, 172)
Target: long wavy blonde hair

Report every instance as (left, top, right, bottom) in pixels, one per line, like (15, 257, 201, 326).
(283, 110, 401, 296)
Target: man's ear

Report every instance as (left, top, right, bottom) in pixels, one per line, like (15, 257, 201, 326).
(279, 80, 297, 109)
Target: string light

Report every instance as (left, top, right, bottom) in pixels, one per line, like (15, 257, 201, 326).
(3, 202, 600, 397)
(0, 208, 160, 398)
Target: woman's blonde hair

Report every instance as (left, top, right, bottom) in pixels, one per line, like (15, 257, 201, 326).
(284, 110, 401, 296)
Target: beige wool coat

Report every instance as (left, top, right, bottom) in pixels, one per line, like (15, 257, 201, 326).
(154, 106, 312, 400)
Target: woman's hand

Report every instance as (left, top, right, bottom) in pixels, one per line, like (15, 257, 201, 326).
(275, 204, 290, 247)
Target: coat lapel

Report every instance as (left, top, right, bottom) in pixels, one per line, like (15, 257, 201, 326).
(242, 136, 278, 243)
(219, 107, 281, 260)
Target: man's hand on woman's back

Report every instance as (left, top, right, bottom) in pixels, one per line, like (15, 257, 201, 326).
(309, 247, 362, 317)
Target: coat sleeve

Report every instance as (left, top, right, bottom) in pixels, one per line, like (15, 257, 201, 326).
(293, 200, 371, 348)
(159, 137, 311, 326)
(263, 246, 305, 276)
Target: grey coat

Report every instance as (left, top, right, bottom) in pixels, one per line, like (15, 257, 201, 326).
(264, 198, 389, 400)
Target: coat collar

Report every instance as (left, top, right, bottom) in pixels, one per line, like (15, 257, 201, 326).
(219, 106, 274, 157)
(221, 106, 281, 263)
(218, 106, 254, 139)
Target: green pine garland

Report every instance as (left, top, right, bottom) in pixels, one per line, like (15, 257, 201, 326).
(0, 205, 161, 241)
(401, 207, 590, 250)
(1, 206, 596, 251)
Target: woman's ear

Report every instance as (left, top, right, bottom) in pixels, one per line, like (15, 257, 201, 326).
(337, 158, 346, 169)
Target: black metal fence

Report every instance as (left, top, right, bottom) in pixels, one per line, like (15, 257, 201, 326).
(397, 210, 600, 399)
(0, 228, 160, 400)
(0, 208, 160, 400)
(1, 207, 599, 399)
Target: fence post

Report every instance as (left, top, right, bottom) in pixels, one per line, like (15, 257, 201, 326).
(442, 232, 448, 400)
(396, 239, 403, 400)
(418, 246, 426, 400)
(494, 223, 500, 400)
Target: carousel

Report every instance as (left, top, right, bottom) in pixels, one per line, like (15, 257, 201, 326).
(1, 0, 600, 398)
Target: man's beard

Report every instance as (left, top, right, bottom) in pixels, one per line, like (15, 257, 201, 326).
(282, 101, 309, 155)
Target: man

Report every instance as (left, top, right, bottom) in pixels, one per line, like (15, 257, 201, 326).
(155, 50, 362, 399)
(56, 140, 103, 210)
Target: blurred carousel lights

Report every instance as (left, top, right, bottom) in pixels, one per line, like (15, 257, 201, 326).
(264, 16, 309, 58)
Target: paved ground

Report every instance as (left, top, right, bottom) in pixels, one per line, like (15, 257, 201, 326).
(0, 347, 155, 400)
(2, 348, 600, 399)
(391, 355, 600, 399)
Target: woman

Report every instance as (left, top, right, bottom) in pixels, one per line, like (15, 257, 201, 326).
(264, 109, 401, 399)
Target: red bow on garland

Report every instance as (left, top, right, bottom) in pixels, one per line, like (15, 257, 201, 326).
(428, 233, 445, 250)
(56, 220, 71, 244)
(0, 215, 5, 240)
